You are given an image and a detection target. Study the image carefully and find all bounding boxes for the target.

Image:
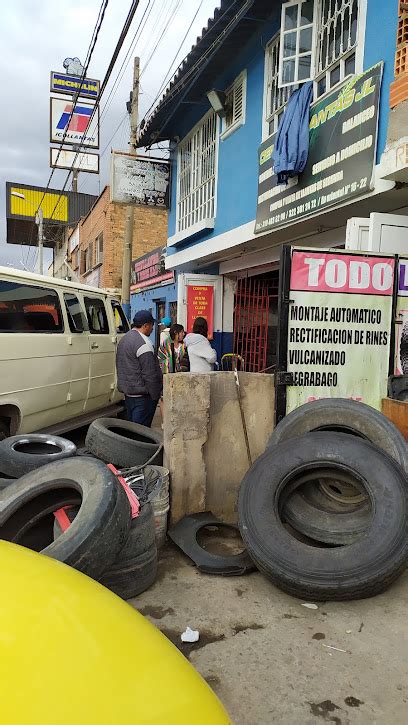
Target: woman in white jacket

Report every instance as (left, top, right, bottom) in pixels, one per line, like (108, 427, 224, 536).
(184, 317, 217, 373)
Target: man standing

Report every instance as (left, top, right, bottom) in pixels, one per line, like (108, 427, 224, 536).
(116, 310, 162, 427)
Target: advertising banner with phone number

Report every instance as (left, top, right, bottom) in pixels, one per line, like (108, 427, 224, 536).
(395, 258, 408, 375)
(286, 250, 395, 413)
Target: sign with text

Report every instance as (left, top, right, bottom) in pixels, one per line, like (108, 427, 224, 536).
(50, 148, 99, 173)
(111, 153, 169, 206)
(50, 71, 100, 99)
(286, 250, 395, 412)
(395, 258, 408, 375)
(255, 63, 383, 234)
(186, 285, 214, 339)
(50, 97, 99, 148)
(132, 248, 162, 285)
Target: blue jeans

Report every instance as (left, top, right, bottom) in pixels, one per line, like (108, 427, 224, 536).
(125, 396, 158, 428)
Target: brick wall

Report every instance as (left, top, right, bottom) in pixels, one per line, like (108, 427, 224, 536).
(73, 185, 168, 290)
(390, 4, 408, 108)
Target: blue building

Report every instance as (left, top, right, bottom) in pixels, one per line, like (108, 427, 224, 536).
(138, 0, 408, 370)
(130, 246, 178, 350)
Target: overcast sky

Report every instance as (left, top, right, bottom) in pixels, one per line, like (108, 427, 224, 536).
(0, 0, 218, 271)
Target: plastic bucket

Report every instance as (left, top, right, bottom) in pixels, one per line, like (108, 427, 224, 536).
(146, 466, 170, 549)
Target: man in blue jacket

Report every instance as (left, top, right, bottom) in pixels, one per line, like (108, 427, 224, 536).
(116, 310, 163, 427)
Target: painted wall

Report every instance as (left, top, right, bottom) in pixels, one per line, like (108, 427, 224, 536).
(167, 0, 398, 258)
(131, 278, 178, 346)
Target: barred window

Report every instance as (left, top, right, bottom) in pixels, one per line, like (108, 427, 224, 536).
(222, 71, 247, 138)
(315, 0, 359, 98)
(177, 111, 217, 234)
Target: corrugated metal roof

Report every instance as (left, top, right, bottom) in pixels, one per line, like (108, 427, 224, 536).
(137, 0, 274, 147)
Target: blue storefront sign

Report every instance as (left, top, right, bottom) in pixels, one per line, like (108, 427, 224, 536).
(50, 71, 100, 99)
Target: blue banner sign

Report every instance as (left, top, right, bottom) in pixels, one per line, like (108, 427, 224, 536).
(50, 71, 100, 99)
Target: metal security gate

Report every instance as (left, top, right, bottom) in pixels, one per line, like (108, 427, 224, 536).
(233, 275, 278, 372)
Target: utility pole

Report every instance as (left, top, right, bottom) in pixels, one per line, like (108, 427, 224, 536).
(121, 57, 140, 319)
(72, 170, 79, 192)
(35, 208, 44, 275)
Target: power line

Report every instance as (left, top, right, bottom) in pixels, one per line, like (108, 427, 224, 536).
(34, 0, 142, 269)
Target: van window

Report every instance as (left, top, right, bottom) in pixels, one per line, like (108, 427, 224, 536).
(84, 297, 109, 334)
(111, 300, 129, 334)
(64, 293, 87, 333)
(0, 281, 63, 333)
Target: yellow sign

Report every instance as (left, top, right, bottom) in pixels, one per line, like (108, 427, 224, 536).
(9, 187, 68, 222)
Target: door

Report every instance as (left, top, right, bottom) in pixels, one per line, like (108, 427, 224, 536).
(178, 273, 223, 337)
(62, 292, 90, 419)
(83, 295, 116, 411)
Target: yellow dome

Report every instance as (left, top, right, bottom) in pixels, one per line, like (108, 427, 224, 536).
(0, 541, 230, 725)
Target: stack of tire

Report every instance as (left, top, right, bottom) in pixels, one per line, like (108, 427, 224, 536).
(0, 432, 158, 600)
(238, 399, 408, 601)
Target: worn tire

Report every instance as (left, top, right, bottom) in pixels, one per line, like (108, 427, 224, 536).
(282, 475, 371, 545)
(0, 434, 77, 478)
(85, 418, 163, 468)
(0, 477, 17, 489)
(54, 502, 158, 599)
(0, 457, 131, 579)
(268, 399, 408, 473)
(239, 433, 408, 601)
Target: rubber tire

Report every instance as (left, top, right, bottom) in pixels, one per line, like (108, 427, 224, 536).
(0, 457, 131, 579)
(283, 482, 371, 545)
(85, 418, 163, 468)
(54, 502, 158, 600)
(268, 399, 408, 473)
(0, 434, 77, 478)
(239, 432, 408, 601)
(0, 478, 17, 490)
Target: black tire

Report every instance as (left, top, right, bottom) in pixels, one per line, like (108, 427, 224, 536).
(0, 477, 17, 489)
(0, 434, 77, 478)
(239, 433, 408, 601)
(0, 457, 131, 579)
(85, 418, 163, 468)
(282, 471, 371, 545)
(268, 399, 408, 473)
(400, 319, 408, 375)
(54, 502, 158, 600)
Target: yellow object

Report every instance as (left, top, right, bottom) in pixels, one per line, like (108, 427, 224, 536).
(10, 186, 68, 221)
(0, 542, 230, 725)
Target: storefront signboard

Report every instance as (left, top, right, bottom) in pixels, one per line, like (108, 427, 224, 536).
(255, 63, 383, 234)
(395, 257, 408, 375)
(285, 250, 395, 412)
(186, 285, 214, 339)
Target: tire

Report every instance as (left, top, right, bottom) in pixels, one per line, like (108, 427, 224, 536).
(0, 457, 131, 579)
(0, 477, 17, 489)
(54, 502, 158, 600)
(282, 472, 371, 545)
(400, 319, 408, 375)
(268, 399, 408, 474)
(0, 434, 77, 478)
(238, 432, 408, 601)
(85, 418, 163, 468)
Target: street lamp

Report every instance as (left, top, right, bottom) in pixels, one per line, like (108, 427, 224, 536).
(10, 191, 44, 275)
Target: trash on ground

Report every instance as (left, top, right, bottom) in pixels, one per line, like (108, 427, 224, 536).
(181, 627, 200, 643)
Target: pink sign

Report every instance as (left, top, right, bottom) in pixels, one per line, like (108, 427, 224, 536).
(291, 251, 395, 296)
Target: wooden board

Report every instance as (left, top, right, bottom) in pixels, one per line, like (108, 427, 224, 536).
(382, 398, 408, 440)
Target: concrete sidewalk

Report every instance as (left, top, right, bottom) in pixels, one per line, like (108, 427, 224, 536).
(132, 541, 408, 725)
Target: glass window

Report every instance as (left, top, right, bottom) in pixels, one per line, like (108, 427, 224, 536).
(95, 233, 104, 265)
(177, 111, 217, 234)
(0, 280, 63, 333)
(111, 300, 129, 334)
(64, 293, 87, 333)
(315, 0, 360, 96)
(279, 0, 315, 87)
(84, 297, 109, 334)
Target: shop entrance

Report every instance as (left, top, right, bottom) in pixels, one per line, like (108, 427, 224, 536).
(233, 270, 279, 372)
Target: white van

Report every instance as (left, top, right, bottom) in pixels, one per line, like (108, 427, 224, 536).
(0, 266, 129, 439)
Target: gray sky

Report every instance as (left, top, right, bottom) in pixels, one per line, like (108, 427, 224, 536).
(0, 0, 218, 271)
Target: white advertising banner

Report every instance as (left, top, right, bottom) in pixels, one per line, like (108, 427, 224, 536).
(50, 148, 99, 173)
(286, 250, 395, 412)
(395, 257, 408, 375)
(110, 153, 169, 206)
(50, 98, 99, 148)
